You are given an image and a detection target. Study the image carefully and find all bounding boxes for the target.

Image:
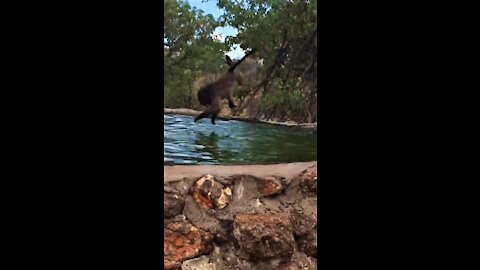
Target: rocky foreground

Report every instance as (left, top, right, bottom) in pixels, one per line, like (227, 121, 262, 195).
(164, 162, 317, 270)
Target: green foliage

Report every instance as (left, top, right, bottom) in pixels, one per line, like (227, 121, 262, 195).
(258, 79, 308, 122)
(164, 0, 228, 108)
(217, 0, 317, 122)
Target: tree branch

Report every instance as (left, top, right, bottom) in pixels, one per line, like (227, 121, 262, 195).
(233, 29, 289, 115)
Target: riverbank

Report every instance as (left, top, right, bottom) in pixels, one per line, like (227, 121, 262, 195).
(164, 108, 317, 131)
(164, 161, 317, 269)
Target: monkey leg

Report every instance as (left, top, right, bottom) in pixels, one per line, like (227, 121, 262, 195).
(194, 109, 213, 122)
(206, 97, 222, 125)
(195, 97, 221, 123)
(210, 106, 221, 125)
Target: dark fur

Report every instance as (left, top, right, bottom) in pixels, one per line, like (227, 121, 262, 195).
(195, 49, 257, 125)
(197, 84, 214, 106)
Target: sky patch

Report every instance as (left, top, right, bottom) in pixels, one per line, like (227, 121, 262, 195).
(186, 0, 246, 59)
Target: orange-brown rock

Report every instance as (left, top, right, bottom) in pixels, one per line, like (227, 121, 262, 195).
(233, 213, 295, 261)
(164, 220, 214, 269)
(258, 175, 288, 196)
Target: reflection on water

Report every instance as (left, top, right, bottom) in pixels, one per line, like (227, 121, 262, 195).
(164, 114, 316, 165)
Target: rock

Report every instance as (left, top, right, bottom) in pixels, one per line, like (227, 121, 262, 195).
(210, 242, 282, 270)
(183, 196, 221, 233)
(298, 230, 317, 258)
(232, 175, 263, 201)
(181, 256, 216, 270)
(163, 165, 318, 269)
(233, 213, 295, 261)
(258, 175, 289, 196)
(291, 211, 317, 237)
(216, 187, 232, 209)
(212, 248, 316, 270)
(214, 230, 229, 245)
(193, 175, 232, 210)
(278, 251, 317, 270)
(208, 243, 317, 270)
(298, 198, 317, 218)
(164, 220, 214, 269)
(164, 185, 181, 194)
(298, 165, 317, 194)
(164, 186, 185, 218)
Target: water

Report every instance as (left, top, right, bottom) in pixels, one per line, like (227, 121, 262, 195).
(164, 114, 317, 165)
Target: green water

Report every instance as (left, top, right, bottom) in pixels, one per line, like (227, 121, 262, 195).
(164, 114, 317, 165)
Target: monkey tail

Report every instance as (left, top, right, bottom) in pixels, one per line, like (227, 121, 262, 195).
(228, 48, 257, 72)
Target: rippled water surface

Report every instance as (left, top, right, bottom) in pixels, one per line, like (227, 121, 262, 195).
(164, 114, 317, 165)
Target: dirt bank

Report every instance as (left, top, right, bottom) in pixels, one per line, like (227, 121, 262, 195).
(164, 162, 317, 269)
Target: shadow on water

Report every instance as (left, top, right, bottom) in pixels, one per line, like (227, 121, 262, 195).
(164, 114, 316, 165)
(195, 132, 223, 161)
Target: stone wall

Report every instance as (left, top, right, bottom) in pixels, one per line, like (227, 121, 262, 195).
(164, 163, 317, 269)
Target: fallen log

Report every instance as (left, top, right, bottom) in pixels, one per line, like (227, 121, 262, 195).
(164, 108, 317, 130)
